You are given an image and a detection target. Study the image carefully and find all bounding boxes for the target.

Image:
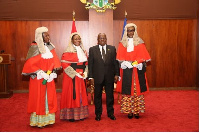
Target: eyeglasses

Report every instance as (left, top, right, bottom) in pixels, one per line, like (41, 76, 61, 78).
(127, 29, 135, 32)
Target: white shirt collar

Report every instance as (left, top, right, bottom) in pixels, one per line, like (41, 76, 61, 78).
(99, 44, 106, 54)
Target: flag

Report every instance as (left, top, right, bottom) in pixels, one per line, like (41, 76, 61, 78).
(71, 19, 77, 33)
(71, 11, 77, 33)
(121, 17, 127, 39)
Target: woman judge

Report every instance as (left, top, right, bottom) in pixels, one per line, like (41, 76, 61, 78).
(60, 32, 89, 122)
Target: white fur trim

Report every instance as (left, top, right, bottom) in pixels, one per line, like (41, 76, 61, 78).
(41, 46, 53, 59)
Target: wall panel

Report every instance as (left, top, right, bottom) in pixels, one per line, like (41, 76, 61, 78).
(0, 19, 198, 91)
(0, 21, 89, 90)
(114, 19, 198, 88)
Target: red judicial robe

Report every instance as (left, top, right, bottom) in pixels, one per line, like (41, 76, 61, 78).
(116, 42, 151, 96)
(60, 52, 88, 109)
(22, 43, 61, 115)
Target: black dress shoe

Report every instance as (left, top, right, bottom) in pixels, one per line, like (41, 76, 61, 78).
(128, 113, 133, 119)
(134, 114, 139, 119)
(69, 119, 75, 122)
(108, 115, 116, 120)
(95, 115, 101, 121)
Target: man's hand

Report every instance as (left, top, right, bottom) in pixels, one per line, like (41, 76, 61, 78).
(114, 76, 119, 83)
(89, 78, 94, 86)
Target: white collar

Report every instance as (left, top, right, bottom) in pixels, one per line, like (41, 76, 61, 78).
(99, 44, 106, 49)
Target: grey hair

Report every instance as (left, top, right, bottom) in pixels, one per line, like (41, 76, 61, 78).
(35, 26, 55, 54)
(120, 23, 144, 47)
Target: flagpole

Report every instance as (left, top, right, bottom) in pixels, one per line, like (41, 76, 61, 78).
(125, 10, 127, 18)
(71, 10, 77, 33)
(121, 10, 127, 39)
(73, 10, 75, 21)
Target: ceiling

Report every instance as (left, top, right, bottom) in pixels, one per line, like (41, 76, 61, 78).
(0, 0, 198, 20)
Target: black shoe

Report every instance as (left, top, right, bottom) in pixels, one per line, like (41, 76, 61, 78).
(69, 119, 75, 122)
(108, 114, 116, 120)
(128, 113, 133, 119)
(134, 114, 139, 119)
(95, 115, 101, 121)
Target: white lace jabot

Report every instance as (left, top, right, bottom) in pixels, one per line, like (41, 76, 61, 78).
(41, 45, 53, 59)
(127, 38, 134, 52)
(73, 45, 87, 62)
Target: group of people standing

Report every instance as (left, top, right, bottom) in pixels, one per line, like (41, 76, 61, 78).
(22, 23, 151, 128)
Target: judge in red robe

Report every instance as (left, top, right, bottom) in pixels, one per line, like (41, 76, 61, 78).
(116, 23, 151, 119)
(22, 27, 61, 127)
(60, 32, 89, 122)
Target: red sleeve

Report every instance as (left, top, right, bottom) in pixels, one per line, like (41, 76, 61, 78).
(51, 49, 61, 69)
(116, 42, 127, 61)
(135, 43, 151, 63)
(61, 52, 78, 69)
(22, 48, 61, 74)
(22, 54, 41, 73)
